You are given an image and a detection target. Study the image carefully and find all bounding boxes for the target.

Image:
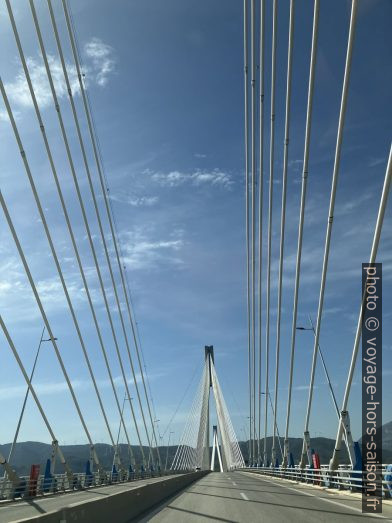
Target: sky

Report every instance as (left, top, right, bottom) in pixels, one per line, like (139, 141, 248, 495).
(0, 0, 391, 457)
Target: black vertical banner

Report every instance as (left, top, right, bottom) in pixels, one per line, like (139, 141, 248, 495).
(362, 263, 382, 514)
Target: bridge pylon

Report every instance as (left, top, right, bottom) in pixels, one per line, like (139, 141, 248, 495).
(171, 346, 244, 472)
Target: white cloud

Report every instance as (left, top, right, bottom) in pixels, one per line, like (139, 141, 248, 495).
(109, 194, 159, 207)
(336, 192, 373, 216)
(4, 38, 116, 110)
(84, 37, 116, 87)
(5, 55, 80, 109)
(0, 108, 21, 122)
(368, 157, 386, 168)
(0, 372, 165, 401)
(149, 168, 233, 189)
(119, 227, 185, 270)
(0, 256, 88, 322)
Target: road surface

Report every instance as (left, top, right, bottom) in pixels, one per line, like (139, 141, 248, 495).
(141, 471, 392, 522)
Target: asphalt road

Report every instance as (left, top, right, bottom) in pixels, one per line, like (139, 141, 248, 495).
(0, 474, 177, 523)
(141, 471, 392, 523)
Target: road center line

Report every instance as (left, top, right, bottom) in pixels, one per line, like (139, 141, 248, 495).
(232, 481, 237, 486)
(240, 492, 249, 501)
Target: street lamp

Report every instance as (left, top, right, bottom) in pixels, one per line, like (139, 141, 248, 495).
(165, 431, 174, 471)
(260, 392, 283, 461)
(7, 327, 57, 466)
(113, 395, 133, 470)
(296, 314, 340, 418)
(116, 395, 133, 447)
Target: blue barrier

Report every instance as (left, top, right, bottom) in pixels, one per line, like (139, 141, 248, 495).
(42, 459, 54, 492)
(385, 464, 392, 497)
(111, 463, 119, 483)
(351, 442, 362, 490)
(85, 461, 93, 487)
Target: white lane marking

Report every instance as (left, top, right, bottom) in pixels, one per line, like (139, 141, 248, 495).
(232, 481, 237, 486)
(240, 472, 389, 520)
(240, 492, 249, 501)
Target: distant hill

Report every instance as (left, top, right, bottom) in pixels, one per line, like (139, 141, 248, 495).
(358, 420, 392, 449)
(1, 421, 391, 475)
(0, 442, 165, 476)
(241, 420, 392, 465)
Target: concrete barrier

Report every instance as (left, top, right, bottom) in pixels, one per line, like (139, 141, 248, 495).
(15, 471, 209, 522)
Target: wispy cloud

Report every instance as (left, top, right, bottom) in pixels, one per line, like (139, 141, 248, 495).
(148, 168, 233, 189)
(0, 108, 21, 122)
(4, 38, 116, 109)
(109, 194, 159, 207)
(368, 157, 386, 168)
(84, 37, 116, 87)
(336, 192, 374, 216)
(119, 226, 185, 270)
(0, 256, 88, 322)
(5, 55, 80, 108)
(0, 372, 166, 402)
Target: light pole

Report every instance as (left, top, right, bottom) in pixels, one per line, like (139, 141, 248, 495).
(114, 394, 132, 468)
(296, 314, 340, 418)
(116, 395, 133, 446)
(147, 419, 160, 469)
(7, 326, 57, 466)
(165, 431, 174, 471)
(260, 392, 283, 462)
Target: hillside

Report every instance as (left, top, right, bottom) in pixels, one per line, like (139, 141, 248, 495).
(2, 421, 391, 475)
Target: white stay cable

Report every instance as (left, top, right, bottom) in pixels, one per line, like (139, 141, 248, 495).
(195, 371, 210, 468)
(171, 364, 206, 470)
(4, 0, 134, 466)
(243, 0, 252, 465)
(250, 0, 257, 463)
(45, 0, 154, 465)
(212, 369, 235, 467)
(264, 0, 277, 466)
(216, 375, 244, 467)
(271, 0, 295, 466)
(27, 0, 146, 464)
(300, 0, 358, 468)
(61, 0, 161, 466)
(330, 144, 391, 469)
(211, 362, 244, 469)
(0, 317, 72, 478)
(257, 0, 265, 466)
(0, 191, 100, 468)
(283, 0, 319, 467)
(0, 76, 114, 462)
(183, 366, 206, 469)
(211, 369, 233, 469)
(211, 362, 245, 468)
(213, 380, 238, 468)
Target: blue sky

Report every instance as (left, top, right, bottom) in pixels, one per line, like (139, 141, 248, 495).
(0, 0, 391, 453)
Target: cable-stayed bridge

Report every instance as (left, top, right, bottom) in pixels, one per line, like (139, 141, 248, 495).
(0, 0, 391, 522)
(171, 347, 245, 472)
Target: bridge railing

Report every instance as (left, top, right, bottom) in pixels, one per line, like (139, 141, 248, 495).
(242, 465, 392, 497)
(0, 468, 188, 502)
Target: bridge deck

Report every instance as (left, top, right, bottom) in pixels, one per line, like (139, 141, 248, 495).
(0, 474, 180, 523)
(141, 471, 392, 522)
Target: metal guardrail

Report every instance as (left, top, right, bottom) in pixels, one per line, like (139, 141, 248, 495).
(0, 468, 186, 502)
(242, 465, 392, 497)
